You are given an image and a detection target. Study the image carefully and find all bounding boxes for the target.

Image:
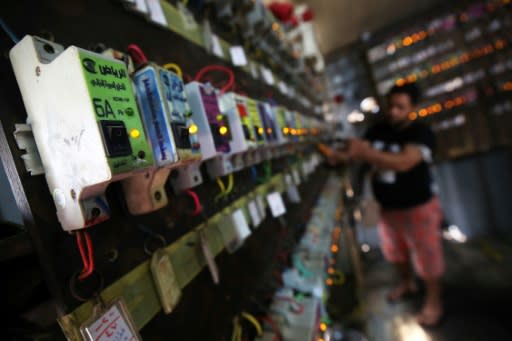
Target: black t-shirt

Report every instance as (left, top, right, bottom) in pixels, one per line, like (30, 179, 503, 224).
(364, 121, 436, 210)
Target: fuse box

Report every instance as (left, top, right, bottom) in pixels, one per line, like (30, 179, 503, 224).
(123, 64, 203, 214)
(9, 35, 154, 230)
(257, 102, 279, 143)
(185, 82, 231, 159)
(244, 97, 267, 163)
(169, 82, 233, 185)
(245, 98, 266, 145)
(219, 92, 256, 171)
(274, 106, 290, 143)
(234, 95, 258, 149)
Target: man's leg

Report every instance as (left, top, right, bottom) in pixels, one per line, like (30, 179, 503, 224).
(387, 261, 417, 301)
(378, 213, 417, 301)
(417, 277, 442, 325)
(409, 198, 444, 326)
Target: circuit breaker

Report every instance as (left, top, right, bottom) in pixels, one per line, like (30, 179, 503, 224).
(122, 63, 203, 214)
(272, 105, 291, 158)
(244, 97, 267, 163)
(257, 101, 281, 160)
(170, 82, 233, 188)
(291, 111, 304, 142)
(257, 102, 279, 143)
(219, 92, 255, 171)
(273, 106, 290, 143)
(9, 35, 154, 231)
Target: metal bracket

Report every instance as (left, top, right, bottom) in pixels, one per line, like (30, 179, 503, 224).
(13, 123, 44, 175)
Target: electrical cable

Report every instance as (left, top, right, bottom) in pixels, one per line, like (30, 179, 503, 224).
(163, 63, 183, 78)
(231, 316, 241, 341)
(76, 230, 95, 280)
(258, 316, 281, 341)
(184, 189, 202, 216)
(194, 65, 235, 94)
(127, 44, 148, 67)
(250, 166, 258, 183)
(225, 173, 234, 195)
(241, 312, 263, 336)
(273, 297, 305, 314)
(214, 177, 227, 202)
(0, 18, 19, 43)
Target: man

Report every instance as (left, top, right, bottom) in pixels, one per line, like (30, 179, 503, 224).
(327, 84, 443, 326)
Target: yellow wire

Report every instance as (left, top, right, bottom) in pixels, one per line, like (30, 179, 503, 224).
(241, 312, 263, 336)
(231, 317, 240, 341)
(163, 63, 183, 79)
(224, 174, 234, 195)
(236, 323, 242, 341)
(331, 270, 346, 285)
(215, 177, 227, 201)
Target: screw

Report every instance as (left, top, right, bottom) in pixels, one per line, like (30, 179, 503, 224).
(35, 66, 41, 76)
(154, 191, 162, 201)
(70, 189, 76, 200)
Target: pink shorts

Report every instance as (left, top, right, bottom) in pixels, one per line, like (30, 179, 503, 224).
(378, 197, 444, 279)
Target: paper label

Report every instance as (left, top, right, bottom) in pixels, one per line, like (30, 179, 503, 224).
(146, 0, 168, 26)
(232, 209, 251, 241)
(178, 2, 198, 30)
(150, 249, 181, 314)
(266, 192, 286, 217)
(256, 195, 266, 219)
(278, 81, 288, 95)
(248, 200, 262, 227)
(211, 34, 224, 58)
(292, 169, 301, 185)
(229, 46, 248, 66)
(260, 66, 274, 85)
(80, 300, 141, 341)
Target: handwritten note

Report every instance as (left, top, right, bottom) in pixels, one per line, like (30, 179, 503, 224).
(81, 301, 140, 341)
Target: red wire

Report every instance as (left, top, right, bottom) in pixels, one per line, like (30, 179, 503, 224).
(127, 44, 148, 67)
(258, 316, 281, 341)
(76, 230, 95, 280)
(273, 297, 305, 314)
(76, 232, 88, 269)
(194, 65, 235, 94)
(185, 189, 202, 216)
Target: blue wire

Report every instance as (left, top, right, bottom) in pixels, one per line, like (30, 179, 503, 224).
(0, 19, 19, 43)
(250, 166, 258, 182)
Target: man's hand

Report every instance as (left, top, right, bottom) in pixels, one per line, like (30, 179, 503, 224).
(348, 138, 371, 161)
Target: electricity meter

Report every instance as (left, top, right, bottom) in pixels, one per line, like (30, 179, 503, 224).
(172, 82, 232, 187)
(245, 97, 267, 164)
(219, 92, 255, 171)
(10, 35, 154, 231)
(122, 63, 202, 214)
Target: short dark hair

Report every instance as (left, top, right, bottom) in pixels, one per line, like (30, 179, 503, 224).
(387, 83, 421, 105)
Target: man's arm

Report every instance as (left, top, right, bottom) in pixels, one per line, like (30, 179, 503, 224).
(351, 140, 424, 172)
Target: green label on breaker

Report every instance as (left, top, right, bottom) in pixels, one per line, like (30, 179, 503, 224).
(79, 49, 154, 174)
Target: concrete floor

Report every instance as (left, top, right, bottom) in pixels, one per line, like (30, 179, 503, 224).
(359, 238, 512, 341)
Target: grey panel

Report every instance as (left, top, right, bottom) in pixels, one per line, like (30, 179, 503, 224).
(0, 161, 23, 225)
(433, 158, 492, 238)
(479, 150, 512, 234)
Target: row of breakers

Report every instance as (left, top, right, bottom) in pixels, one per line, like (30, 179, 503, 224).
(9, 35, 332, 231)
